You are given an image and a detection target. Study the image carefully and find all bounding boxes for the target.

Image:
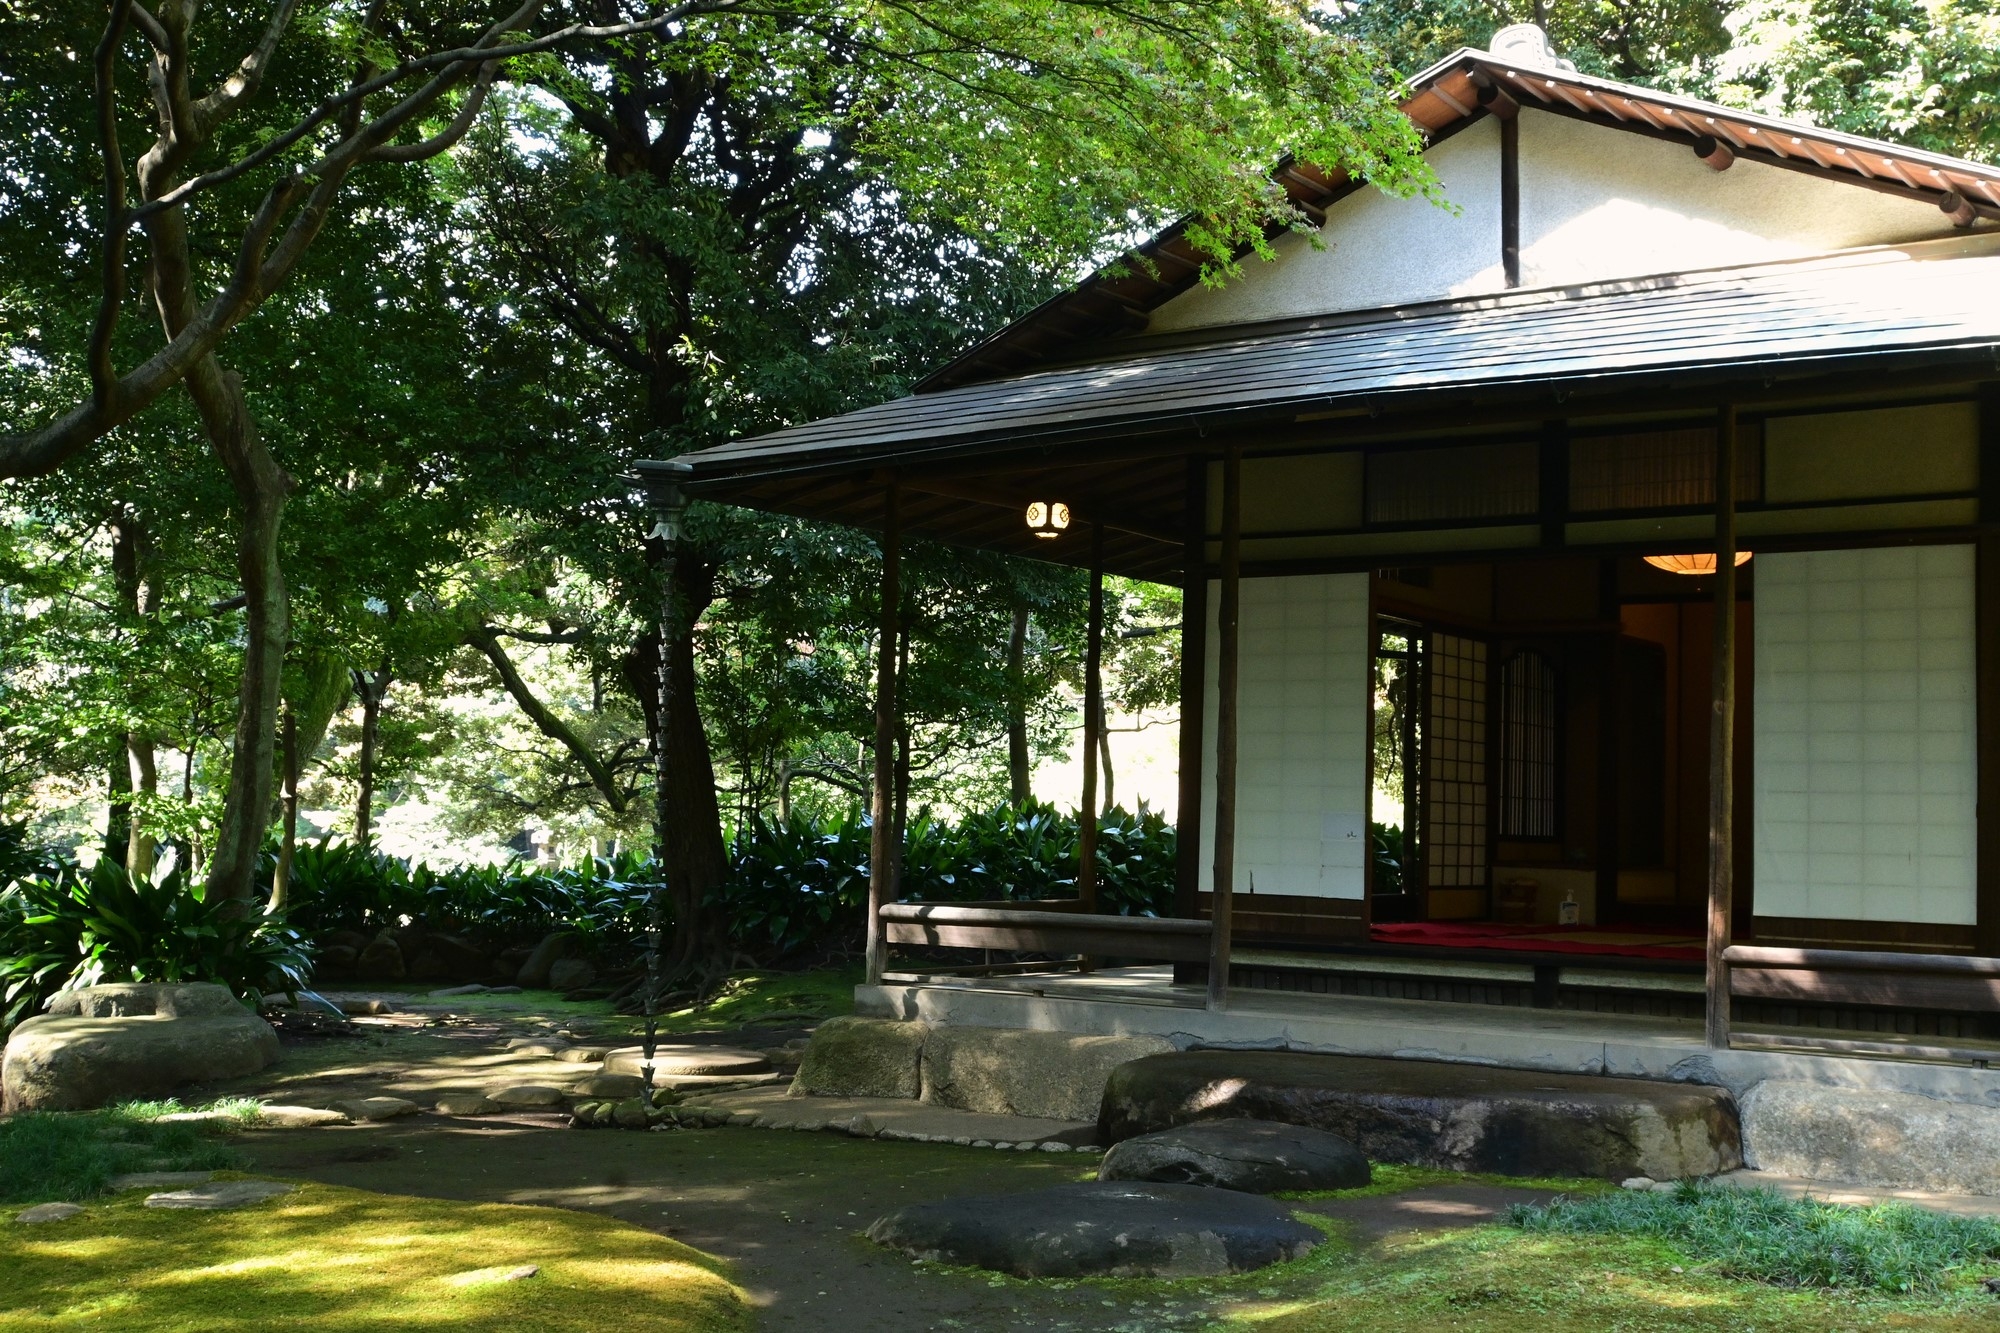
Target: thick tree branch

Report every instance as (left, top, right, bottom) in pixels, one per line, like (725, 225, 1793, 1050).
(129, 0, 750, 223)
(467, 625, 629, 814)
(192, 0, 302, 134)
(89, 0, 135, 407)
(365, 61, 499, 163)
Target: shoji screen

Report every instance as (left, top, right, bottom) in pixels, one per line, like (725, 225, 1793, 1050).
(1754, 545, 1977, 925)
(1200, 573, 1372, 899)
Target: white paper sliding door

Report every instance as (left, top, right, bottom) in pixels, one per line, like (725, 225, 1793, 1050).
(1200, 572, 1372, 899)
(1754, 545, 1977, 925)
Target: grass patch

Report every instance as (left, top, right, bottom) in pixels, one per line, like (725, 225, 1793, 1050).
(657, 965, 859, 1032)
(1510, 1180, 2000, 1295)
(0, 1104, 244, 1204)
(1278, 1162, 1613, 1202)
(1225, 1226, 2000, 1332)
(0, 1177, 748, 1332)
(341, 964, 858, 1036)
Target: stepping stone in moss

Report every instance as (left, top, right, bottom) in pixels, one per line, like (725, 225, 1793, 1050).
(144, 1181, 297, 1210)
(486, 1085, 567, 1109)
(328, 1096, 419, 1122)
(868, 1180, 1321, 1278)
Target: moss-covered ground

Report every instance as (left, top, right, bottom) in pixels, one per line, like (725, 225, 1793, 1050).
(0, 1177, 748, 1332)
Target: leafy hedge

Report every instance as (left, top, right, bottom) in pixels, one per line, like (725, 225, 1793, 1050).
(0, 802, 1175, 1023)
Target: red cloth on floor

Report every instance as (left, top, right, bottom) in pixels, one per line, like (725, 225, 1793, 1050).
(1368, 920, 1704, 961)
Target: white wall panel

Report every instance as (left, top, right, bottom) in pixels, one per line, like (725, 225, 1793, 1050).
(1754, 546, 1977, 924)
(1199, 573, 1372, 899)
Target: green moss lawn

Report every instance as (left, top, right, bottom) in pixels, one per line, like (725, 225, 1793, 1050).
(1, 1177, 748, 1333)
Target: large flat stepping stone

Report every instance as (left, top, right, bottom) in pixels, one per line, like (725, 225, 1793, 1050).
(1100, 1051, 1740, 1181)
(1099, 1119, 1369, 1193)
(867, 1181, 1321, 1277)
(681, 1085, 1095, 1146)
(16, 1202, 84, 1224)
(252, 1105, 350, 1129)
(486, 1084, 568, 1109)
(144, 1180, 296, 1210)
(603, 1045, 774, 1080)
(328, 1096, 418, 1122)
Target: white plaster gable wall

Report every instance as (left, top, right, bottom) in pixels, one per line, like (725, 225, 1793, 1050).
(1198, 573, 1372, 900)
(1517, 112, 1956, 287)
(1754, 546, 1978, 925)
(1146, 109, 1957, 335)
(1149, 118, 1505, 333)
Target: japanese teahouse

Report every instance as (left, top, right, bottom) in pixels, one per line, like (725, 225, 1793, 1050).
(642, 26, 2000, 1072)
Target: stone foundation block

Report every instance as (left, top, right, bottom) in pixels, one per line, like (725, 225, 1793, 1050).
(1100, 1049, 1741, 1181)
(1740, 1079, 2000, 1193)
(790, 1016, 930, 1100)
(922, 1026, 1174, 1123)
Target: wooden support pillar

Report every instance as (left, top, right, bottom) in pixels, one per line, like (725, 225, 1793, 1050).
(1079, 521, 1105, 912)
(1500, 113, 1521, 288)
(1978, 384, 2000, 956)
(1706, 406, 1739, 1049)
(1208, 448, 1242, 1012)
(865, 481, 901, 986)
(1173, 459, 1208, 977)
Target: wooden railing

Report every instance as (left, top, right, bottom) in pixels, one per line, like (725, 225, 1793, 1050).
(878, 903, 1212, 964)
(1724, 944, 2000, 1064)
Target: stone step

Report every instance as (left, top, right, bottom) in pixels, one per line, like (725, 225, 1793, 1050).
(1100, 1049, 1740, 1181)
(678, 1085, 1097, 1149)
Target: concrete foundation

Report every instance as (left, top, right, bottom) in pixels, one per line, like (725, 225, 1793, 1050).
(849, 969, 2000, 1195)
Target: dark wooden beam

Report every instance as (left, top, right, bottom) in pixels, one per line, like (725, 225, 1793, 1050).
(1208, 447, 1242, 1011)
(1706, 405, 1739, 1049)
(865, 482, 901, 985)
(1693, 134, 1734, 171)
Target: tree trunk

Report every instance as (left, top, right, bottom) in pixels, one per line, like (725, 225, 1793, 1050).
(351, 665, 391, 847)
(137, 141, 292, 907)
(107, 510, 155, 872)
(1096, 694, 1115, 813)
(126, 737, 159, 879)
(1006, 603, 1031, 805)
(271, 702, 298, 912)
(628, 554, 728, 976)
(198, 368, 290, 906)
(105, 744, 132, 870)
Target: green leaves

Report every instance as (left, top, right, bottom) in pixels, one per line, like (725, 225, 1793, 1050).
(0, 857, 313, 1030)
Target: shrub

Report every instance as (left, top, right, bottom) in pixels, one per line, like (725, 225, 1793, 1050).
(1509, 1179, 2000, 1294)
(0, 858, 311, 1028)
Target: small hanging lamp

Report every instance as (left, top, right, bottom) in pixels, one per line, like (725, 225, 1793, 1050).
(1024, 501, 1072, 540)
(1643, 551, 1753, 575)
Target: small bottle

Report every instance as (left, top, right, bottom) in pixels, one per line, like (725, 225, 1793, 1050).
(1558, 890, 1580, 926)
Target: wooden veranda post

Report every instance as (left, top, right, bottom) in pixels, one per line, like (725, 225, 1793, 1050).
(866, 481, 902, 986)
(1208, 449, 1242, 1012)
(1080, 521, 1105, 911)
(1706, 406, 1740, 1048)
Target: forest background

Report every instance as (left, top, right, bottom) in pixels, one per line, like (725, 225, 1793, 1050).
(3, 0, 1996, 900)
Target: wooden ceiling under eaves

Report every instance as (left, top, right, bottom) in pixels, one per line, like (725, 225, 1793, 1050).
(718, 453, 1194, 583)
(917, 50, 2000, 394)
